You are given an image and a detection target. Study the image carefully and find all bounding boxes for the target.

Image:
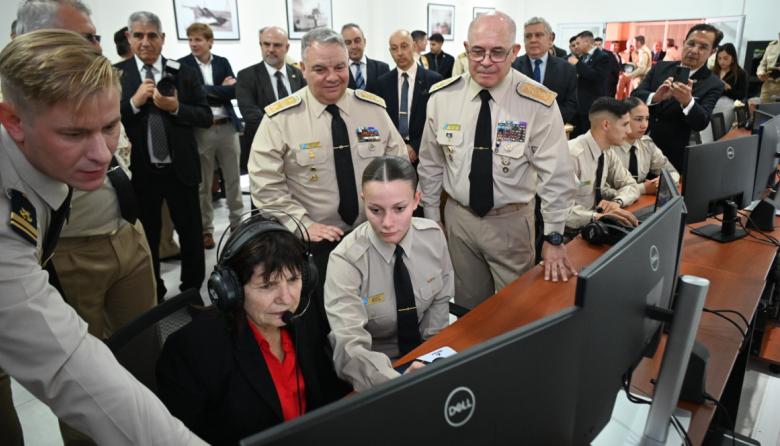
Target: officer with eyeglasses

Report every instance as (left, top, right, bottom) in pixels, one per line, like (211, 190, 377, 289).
(418, 11, 577, 310)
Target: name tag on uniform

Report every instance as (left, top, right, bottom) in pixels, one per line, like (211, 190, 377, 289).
(363, 293, 385, 305)
(356, 127, 381, 142)
(300, 141, 321, 158)
(496, 120, 527, 143)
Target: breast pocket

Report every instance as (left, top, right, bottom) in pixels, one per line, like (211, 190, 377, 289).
(416, 275, 443, 311)
(293, 146, 328, 167)
(356, 139, 387, 159)
(365, 292, 396, 338)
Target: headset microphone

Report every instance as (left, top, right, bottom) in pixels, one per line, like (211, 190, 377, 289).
(281, 311, 294, 325)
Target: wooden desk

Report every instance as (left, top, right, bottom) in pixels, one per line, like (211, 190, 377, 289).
(396, 198, 778, 445)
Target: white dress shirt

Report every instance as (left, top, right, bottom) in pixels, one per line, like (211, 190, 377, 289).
(397, 62, 418, 121)
(132, 55, 171, 164)
(195, 54, 227, 119)
(350, 55, 368, 86)
(264, 61, 292, 101)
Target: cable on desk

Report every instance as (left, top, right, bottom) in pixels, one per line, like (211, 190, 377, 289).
(704, 393, 736, 446)
(705, 308, 750, 330)
(736, 211, 780, 247)
(703, 308, 747, 341)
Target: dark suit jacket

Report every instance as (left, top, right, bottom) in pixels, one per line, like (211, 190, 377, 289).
(424, 51, 455, 78)
(574, 48, 611, 116)
(602, 49, 622, 97)
(551, 45, 568, 58)
(368, 66, 443, 153)
(156, 315, 349, 446)
(348, 56, 390, 90)
(512, 55, 578, 124)
(632, 61, 725, 170)
(652, 51, 666, 63)
(115, 56, 212, 186)
(179, 53, 241, 132)
(720, 68, 748, 101)
(235, 62, 306, 147)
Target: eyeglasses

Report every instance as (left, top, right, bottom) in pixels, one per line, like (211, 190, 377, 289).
(81, 33, 102, 43)
(467, 47, 511, 63)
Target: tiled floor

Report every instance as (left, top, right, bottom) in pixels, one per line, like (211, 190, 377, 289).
(9, 195, 780, 445)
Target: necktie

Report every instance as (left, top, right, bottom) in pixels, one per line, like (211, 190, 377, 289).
(42, 187, 73, 266)
(469, 89, 494, 217)
(593, 153, 604, 209)
(628, 146, 639, 180)
(532, 59, 542, 83)
(399, 73, 410, 139)
(394, 245, 421, 355)
(274, 70, 289, 99)
(107, 157, 138, 224)
(325, 104, 359, 225)
(433, 54, 439, 73)
(353, 62, 365, 89)
(143, 64, 170, 161)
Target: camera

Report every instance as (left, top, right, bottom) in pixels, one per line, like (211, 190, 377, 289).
(157, 72, 177, 97)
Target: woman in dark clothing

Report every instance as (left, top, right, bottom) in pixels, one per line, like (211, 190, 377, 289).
(713, 43, 748, 101)
(156, 215, 349, 445)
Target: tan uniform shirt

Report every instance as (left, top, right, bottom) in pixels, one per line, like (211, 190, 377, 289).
(325, 218, 453, 391)
(418, 69, 575, 234)
(451, 52, 469, 77)
(567, 131, 640, 228)
(608, 135, 680, 195)
(628, 46, 652, 78)
(249, 87, 407, 231)
(0, 128, 203, 445)
(758, 41, 780, 84)
(61, 127, 132, 237)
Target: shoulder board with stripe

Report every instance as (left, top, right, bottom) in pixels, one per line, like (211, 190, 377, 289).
(516, 81, 557, 107)
(264, 95, 303, 118)
(9, 189, 38, 246)
(354, 90, 386, 108)
(429, 75, 462, 95)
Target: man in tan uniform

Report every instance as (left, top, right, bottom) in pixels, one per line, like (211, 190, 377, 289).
(757, 34, 780, 103)
(418, 11, 577, 309)
(0, 30, 202, 445)
(249, 27, 407, 335)
(567, 98, 640, 230)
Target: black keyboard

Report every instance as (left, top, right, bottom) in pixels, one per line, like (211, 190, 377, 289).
(634, 205, 655, 222)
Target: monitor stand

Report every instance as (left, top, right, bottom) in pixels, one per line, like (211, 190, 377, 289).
(690, 201, 747, 243)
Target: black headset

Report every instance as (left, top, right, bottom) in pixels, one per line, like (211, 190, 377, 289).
(207, 209, 318, 314)
(581, 219, 634, 246)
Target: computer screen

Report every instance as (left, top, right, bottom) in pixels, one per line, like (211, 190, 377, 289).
(752, 115, 780, 200)
(572, 195, 687, 444)
(682, 135, 760, 224)
(242, 307, 585, 445)
(754, 110, 775, 134)
(654, 167, 679, 212)
(757, 102, 780, 116)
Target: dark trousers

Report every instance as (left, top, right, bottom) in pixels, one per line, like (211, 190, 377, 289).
(133, 166, 205, 299)
(309, 239, 340, 341)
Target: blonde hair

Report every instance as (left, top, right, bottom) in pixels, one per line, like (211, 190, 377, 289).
(0, 29, 120, 115)
(186, 22, 213, 40)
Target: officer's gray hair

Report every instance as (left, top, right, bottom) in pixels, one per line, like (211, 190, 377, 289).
(301, 28, 345, 61)
(15, 0, 91, 35)
(128, 11, 163, 34)
(258, 26, 288, 39)
(468, 11, 516, 45)
(524, 17, 552, 36)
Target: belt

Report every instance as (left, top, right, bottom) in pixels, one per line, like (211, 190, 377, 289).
(213, 117, 230, 126)
(455, 200, 528, 217)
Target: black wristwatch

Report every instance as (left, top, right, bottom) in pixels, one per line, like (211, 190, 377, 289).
(544, 232, 564, 246)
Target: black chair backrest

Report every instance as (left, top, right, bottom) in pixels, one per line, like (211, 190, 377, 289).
(711, 112, 727, 141)
(105, 288, 206, 394)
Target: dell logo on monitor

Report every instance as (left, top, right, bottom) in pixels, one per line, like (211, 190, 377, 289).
(726, 146, 735, 160)
(444, 386, 475, 427)
(649, 245, 660, 272)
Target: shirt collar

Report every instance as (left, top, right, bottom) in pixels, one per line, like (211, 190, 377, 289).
(529, 52, 549, 64)
(134, 54, 163, 73)
(264, 61, 286, 78)
(351, 55, 367, 66)
(366, 220, 416, 264)
(307, 86, 351, 118)
(467, 68, 514, 103)
(194, 53, 212, 66)
(399, 61, 418, 78)
(583, 131, 604, 160)
(1, 127, 70, 209)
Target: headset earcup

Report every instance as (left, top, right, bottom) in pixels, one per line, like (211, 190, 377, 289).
(208, 265, 243, 311)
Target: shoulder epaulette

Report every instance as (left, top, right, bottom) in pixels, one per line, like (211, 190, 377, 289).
(344, 236, 371, 263)
(429, 75, 462, 95)
(264, 95, 303, 118)
(9, 189, 37, 246)
(354, 89, 386, 108)
(412, 217, 441, 231)
(516, 81, 557, 107)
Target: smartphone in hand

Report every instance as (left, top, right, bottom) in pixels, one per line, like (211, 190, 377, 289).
(673, 66, 690, 84)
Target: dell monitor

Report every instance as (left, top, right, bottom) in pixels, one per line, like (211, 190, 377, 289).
(682, 135, 760, 242)
(752, 114, 780, 200)
(572, 195, 687, 443)
(754, 109, 775, 134)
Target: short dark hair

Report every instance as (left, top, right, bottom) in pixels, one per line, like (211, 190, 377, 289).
(594, 37, 603, 43)
(685, 23, 723, 48)
(635, 35, 645, 45)
(362, 156, 418, 190)
(114, 26, 130, 58)
(578, 30, 594, 40)
(224, 224, 305, 287)
(411, 30, 427, 41)
(569, 35, 577, 43)
(623, 96, 645, 111)
(428, 33, 444, 43)
(589, 97, 630, 119)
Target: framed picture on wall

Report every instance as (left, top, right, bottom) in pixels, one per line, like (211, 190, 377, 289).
(427, 4, 455, 41)
(286, 0, 333, 40)
(472, 7, 494, 19)
(173, 0, 240, 40)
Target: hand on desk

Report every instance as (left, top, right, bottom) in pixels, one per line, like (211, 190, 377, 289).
(596, 208, 638, 227)
(403, 361, 426, 374)
(540, 243, 577, 283)
(643, 178, 659, 195)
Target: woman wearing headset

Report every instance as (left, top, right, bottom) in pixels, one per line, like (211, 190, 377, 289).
(325, 156, 454, 392)
(156, 218, 348, 445)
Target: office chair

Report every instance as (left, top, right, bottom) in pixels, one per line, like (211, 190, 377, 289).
(711, 112, 727, 141)
(105, 288, 208, 393)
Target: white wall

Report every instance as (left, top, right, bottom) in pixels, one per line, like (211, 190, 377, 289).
(0, 0, 776, 72)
